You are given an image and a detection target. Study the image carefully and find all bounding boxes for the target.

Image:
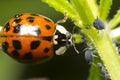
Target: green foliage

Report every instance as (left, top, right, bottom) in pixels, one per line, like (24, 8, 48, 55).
(99, 0, 112, 21)
(71, 0, 95, 25)
(108, 10, 120, 29)
(42, 0, 120, 80)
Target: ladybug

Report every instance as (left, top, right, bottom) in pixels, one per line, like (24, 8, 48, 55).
(0, 13, 73, 63)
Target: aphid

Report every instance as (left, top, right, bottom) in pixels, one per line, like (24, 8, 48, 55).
(97, 62, 110, 80)
(93, 17, 105, 30)
(84, 48, 96, 64)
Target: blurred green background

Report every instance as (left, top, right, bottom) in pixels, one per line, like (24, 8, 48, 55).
(0, 0, 119, 80)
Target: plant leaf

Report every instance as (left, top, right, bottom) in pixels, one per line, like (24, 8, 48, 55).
(99, 0, 112, 21)
(71, 0, 96, 25)
(108, 10, 120, 29)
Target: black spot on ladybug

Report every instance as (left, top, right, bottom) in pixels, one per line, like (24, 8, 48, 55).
(34, 28, 41, 35)
(12, 50, 19, 57)
(13, 24, 21, 33)
(44, 47, 50, 53)
(4, 22, 10, 32)
(26, 17, 34, 23)
(14, 18, 22, 23)
(30, 41, 40, 49)
(42, 36, 52, 42)
(45, 24, 51, 30)
(12, 40, 22, 49)
(44, 18, 51, 22)
(2, 42, 9, 52)
(23, 52, 33, 60)
(93, 18, 105, 30)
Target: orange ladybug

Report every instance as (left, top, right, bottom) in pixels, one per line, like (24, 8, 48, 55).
(0, 13, 73, 63)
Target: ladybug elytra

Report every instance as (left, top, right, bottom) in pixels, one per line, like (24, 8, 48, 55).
(0, 13, 73, 63)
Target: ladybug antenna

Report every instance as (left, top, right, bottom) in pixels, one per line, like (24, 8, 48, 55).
(72, 30, 79, 54)
(72, 42, 79, 54)
(71, 26, 81, 54)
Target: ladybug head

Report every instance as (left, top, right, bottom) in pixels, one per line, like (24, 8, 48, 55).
(53, 25, 73, 55)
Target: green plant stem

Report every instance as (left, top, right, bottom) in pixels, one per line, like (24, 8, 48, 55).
(85, 27, 120, 80)
(93, 31, 120, 80)
(71, 0, 95, 25)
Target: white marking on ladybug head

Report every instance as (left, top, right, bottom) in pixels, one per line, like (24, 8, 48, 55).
(53, 35, 58, 45)
(55, 46, 67, 55)
(56, 25, 67, 34)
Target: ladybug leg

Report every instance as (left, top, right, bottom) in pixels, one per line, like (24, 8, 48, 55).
(56, 13, 68, 24)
